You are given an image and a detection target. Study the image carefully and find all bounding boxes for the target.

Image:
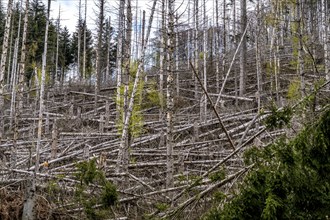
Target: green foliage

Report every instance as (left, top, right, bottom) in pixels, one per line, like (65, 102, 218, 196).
(212, 191, 226, 203)
(264, 104, 293, 129)
(287, 79, 301, 101)
(116, 79, 145, 138)
(116, 61, 145, 137)
(74, 159, 118, 219)
(143, 80, 164, 108)
(155, 203, 169, 212)
(101, 182, 118, 207)
(209, 168, 226, 182)
(203, 107, 330, 219)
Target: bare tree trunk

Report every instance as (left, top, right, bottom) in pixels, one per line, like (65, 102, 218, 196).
(166, 0, 175, 189)
(22, 1, 51, 218)
(7, 17, 14, 87)
(297, 0, 305, 96)
(10, 0, 23, 132)
(194, 0, 199, 101)
(95, 0, 105, 107)
(124, 0, 132, 81)
(83, 0, 87, 80)
(256, 0, 262, 114)
(105, 17, 111, 83)
(239, 0, 247, 96)
(201, 0, 207, 122)
(323, 0, 329, 88)
(14, 0, 29, 171)
(55, 6, 60, 84)
(159, 0, 166, 148)
(175, 14, 179, 96)
(187, 1, 191, 70)
(222, 0, 227, 81)
(116, 0, 125, 121)
(77, 0, 81, 80)
(0, 0, 14, 140)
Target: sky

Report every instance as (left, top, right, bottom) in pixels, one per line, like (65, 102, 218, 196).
(45, 0, 155, 34)
(1, 0, 125, 33)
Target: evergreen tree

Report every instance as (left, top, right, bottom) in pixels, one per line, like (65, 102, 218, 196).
(71, 21, 94, 78)
(204, 107, 330, 219)
(101, 17, 117, 81)
(25, 0, 47, 82)
(58, 26, 72, 82)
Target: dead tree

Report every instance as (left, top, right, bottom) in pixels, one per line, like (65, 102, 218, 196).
(116, 0, 125, 120)
(22, 1, 51, 218)
(95, 0, 105, 106)
(83, 0, 87, 79)
(77, 0, 81, 80)
(239, 0, 247, 96)
(0, 0, 14, 140)
(323, 0, 329, 88)
(166, 0, 175, 189)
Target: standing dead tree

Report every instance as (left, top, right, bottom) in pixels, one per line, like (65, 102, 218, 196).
(0, 0, 13, 140)
(116, 0, 158, 174)
(95, 0, 105, 107)
(22, 0, 51, 219)
(166, 0, 175, 189)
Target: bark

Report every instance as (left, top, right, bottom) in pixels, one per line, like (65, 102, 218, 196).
(116, 0, 125, 121)
(105, 17, 111, 83)
(83, 0, 87, 79)
(55, 6, 60, 83)
(166, 0, 175, 189)
(159, 0, 166, 148)
(95, 0, 105, 106)
(201, 0, 207, 122)
(323, 0, 329, 88)
(239, 0, 247, 96)
(77, 0, 81, 80)
(0, 0, 14, 140)
(193, 0, 199, 101)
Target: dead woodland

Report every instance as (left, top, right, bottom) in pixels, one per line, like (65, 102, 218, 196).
(0, 0, 329, 219)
